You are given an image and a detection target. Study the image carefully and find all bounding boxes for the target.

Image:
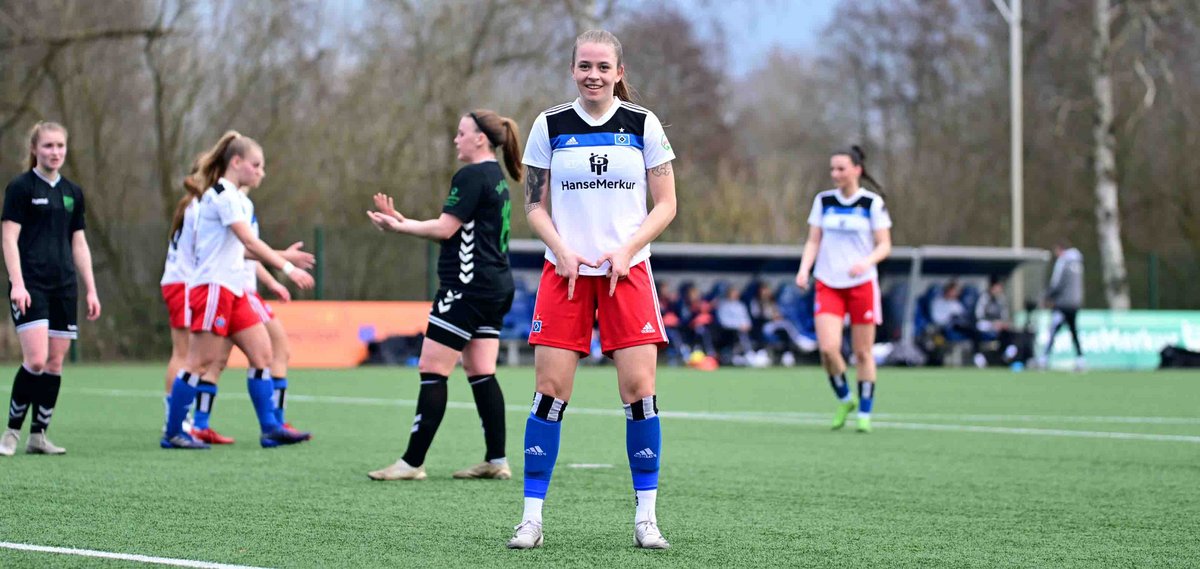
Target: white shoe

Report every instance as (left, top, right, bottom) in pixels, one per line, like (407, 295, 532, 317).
(634, 520, 670, 549)
(0, 428, 19, 456)
(1074, 357, 1087, 372)
(25, 432, 66, 455)
(367, 458, 426, 481)
(453, 461, 511, 480)
(973, 353, 987, 368)
(506, 520, 543, 549)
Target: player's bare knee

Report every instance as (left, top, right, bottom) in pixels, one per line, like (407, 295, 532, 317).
(23, 359, 46, 374)
(853, 348, 872, 365)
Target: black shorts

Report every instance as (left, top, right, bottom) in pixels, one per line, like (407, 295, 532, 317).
(9, 285, 78, 339)
(424, 288, 514, 351)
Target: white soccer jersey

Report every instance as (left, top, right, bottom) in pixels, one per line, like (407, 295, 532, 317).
(160, 200, 198, 285)
(240, 192, 260, 293)
(188, 178, 251, 296)
(807, 188, 892, 289)
(523, 98, 675, 276)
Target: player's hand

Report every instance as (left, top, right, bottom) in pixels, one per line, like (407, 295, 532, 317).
(596, 247, 632, 297)
(9, 284, 30, 316)
(848, 261, 869, 278)
(85, 291, 101, 320)
(286, 267, 315, 290)
(269, 281, 292, 303)
(553, 248, 598, 301)
(367, 210, 405, 233)
(281, 241, 315, 270)
(372, 193, 406, 222)
(795, 272, 811, 292)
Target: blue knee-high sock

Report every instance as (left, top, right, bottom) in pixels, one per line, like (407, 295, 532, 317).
(625, 395, 661, 492)
(272, 377, 287, 425)
(193, 381, 218, 430)
(246, 368, 280, 433)
(828, 372, 851, 401)
(523, 392, 567, 499)
(858, 380, 875, 415)
(166, 371, 199, 438)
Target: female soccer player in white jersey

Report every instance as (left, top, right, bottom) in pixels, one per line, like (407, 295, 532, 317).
(1, 122, 101, 457)
(796, 146, 892, 433)
(366, 109, 520, 482)
(225, 186, 314, 441)
(161, 131, 314, 450)
(160, 174, 312, 443)
(506, 30, 676, 550)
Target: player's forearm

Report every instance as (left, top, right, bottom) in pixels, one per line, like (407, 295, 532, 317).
(71, 232, 97, 295)
(2, 223, 24, 288)
(397, 218, 452, 241)
(864, 240, 891, 266)
(621, 197, 675, 258)
(526, 209, 572, 258)
(798, 240, 819, 277)
(255, 263, 280, 289)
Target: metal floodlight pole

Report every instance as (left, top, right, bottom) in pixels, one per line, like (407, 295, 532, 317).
(993, 0, 1024, 304)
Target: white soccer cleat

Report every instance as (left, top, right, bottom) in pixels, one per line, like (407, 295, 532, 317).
(506, 520, 543, 549)
(0, 428, 19, 456)
(25, 432, 65, 455)
(367, 458, 426, 481)
(453, 461, 512, 480)
(634, 520, 670, 549)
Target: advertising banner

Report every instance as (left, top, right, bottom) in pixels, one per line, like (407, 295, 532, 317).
(1030, 310, 1200, 370)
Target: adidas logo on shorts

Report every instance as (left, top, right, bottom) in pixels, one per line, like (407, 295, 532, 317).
(633, 448, 657, 459)
(641, 322, 655, 334)
(525, 446, 546, 456)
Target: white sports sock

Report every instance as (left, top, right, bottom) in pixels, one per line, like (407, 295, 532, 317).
(489, 457, 508, 466)
(635, 489, 657, 523)
(522, 497, 544, 524)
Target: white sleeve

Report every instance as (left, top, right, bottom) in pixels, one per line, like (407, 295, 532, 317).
(522, 113, 551, 169)
(215, 190, 249, 227)
(806, 194, 823, 227)
(870, 195, 893, 230)
(641, 111, 675, 169)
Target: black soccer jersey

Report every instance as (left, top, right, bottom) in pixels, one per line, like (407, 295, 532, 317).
(2, 170, 87, 293)
(438, 161, 513, 299)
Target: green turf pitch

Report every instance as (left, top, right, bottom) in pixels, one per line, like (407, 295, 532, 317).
(0, 365, 1197, 568)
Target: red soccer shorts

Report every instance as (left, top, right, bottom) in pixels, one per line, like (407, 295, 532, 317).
(529, 259, 668, 356)
(245, 291, 275, 324)
(161, 283, 189, 330)
(188, 284, 262, 337)
(815, 278, 882, 325)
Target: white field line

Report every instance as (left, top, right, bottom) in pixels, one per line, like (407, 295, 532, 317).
(28, 386, 1200, 444)
(0, 542, 270, 569)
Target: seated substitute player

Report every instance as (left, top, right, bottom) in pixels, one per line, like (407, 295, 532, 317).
(2, 121, 101, 456)
(366, 108, 522, 481)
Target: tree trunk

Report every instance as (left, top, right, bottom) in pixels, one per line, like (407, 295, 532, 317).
(1092, 0, 1131, 309)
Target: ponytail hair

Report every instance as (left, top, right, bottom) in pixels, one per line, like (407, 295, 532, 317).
(25, 121, 68, 171)
(573, 29, 640, 104)
(835, 144, 884, 196)
(171, 131, 260, 238)
(468, 110, 524, 183)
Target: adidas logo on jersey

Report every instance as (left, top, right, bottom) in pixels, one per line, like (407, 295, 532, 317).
(641, 322, 655, 334)
(525, 446, 546, 456)
(633, 448, 657, 459)
(565, 136, 578, 146)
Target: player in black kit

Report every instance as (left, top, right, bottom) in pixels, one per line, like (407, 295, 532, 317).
(2, 122, 101, 456)
(366, 109, 523, 481)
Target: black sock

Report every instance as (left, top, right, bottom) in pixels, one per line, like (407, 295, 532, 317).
(7, 366, 37, 430)
(401, 373, 448, 468)
(469, 374, 506, 462)
(30, 372, 62, 434)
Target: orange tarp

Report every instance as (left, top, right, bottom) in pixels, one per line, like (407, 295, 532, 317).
(227, 301, 431, 369)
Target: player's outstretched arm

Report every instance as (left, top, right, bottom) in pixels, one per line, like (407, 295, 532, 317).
(230, 221, 313, 289)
